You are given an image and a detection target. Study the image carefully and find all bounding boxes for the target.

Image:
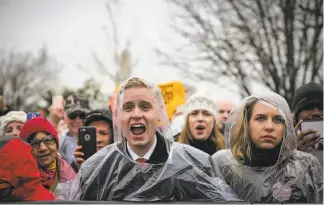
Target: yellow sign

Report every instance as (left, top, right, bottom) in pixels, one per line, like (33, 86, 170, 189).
(158, 81, 186, 120)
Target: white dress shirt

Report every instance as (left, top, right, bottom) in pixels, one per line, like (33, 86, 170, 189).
(127, 135, 157, 161)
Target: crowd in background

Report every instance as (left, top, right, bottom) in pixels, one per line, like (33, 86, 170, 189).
(0, 78, 323, 203)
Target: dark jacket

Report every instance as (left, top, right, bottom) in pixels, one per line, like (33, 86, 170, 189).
(0, 106, 14, 117)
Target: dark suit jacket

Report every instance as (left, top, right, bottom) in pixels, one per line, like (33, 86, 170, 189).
(125, 131, 169, 164)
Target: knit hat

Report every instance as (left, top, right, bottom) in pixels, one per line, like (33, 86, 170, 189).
(292, 82, 323, 122)
(84, 109, 112, 126)
(0, 111, 27, 135)
(19, 117, 59, 147)
(183, 91, 218, 121)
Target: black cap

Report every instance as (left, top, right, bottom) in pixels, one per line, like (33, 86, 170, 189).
(292, 82, 323, 121)
(83, 109, 112, 126)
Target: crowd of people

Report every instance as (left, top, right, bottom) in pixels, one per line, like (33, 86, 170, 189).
(0, 77, 322, 203)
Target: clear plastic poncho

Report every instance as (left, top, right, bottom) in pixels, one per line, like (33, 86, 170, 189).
(212, 92, 323, 203)
(55, 77, 241, 202)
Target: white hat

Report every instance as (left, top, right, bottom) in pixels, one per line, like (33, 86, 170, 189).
(183, 91, 218, 121)
(0, 111, 27, 135)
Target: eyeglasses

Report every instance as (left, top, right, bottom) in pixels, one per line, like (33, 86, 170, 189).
(29, 135, 56, 149)
(68, 111, 86, 120)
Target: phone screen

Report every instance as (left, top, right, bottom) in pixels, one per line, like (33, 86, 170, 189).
(301, 121, 323, 139)
(52, 95, 64, 109)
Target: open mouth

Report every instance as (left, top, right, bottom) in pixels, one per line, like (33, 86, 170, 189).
(196, 125, 206, 131)
(130, 124, 146, 135)
(196, 125, 206, 134)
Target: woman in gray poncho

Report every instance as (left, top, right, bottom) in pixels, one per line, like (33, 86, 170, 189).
(212, 92, 323, 203)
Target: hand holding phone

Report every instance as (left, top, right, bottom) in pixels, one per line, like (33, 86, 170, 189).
(50, 96, 64, 125)
(301, 121, 323, 139)
(73, 145, 85, 171)
(52, 95, 64, 110)
(78, 126, 97, 160)
(296, 120, 323, 151)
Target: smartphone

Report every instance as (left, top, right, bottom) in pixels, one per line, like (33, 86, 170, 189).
(301, 120, 323, 140)
(52, 95, 64, 109)
(78, 126, 97, 160)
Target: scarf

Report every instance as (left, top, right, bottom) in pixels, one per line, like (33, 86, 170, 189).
(189, 135, 218, 155)
(247, 143, 282, 167)
(39, 159, 57, 190)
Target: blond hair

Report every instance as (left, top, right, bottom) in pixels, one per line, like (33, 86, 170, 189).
(178, 117, 225, 150)
(124, 77, 150, 90)
(230, 99, 257, 163)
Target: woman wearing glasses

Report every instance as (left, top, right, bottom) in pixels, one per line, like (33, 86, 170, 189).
(19, 117, 76, 193)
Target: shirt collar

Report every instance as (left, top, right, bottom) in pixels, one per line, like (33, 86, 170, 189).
(127, 135, 157, 161)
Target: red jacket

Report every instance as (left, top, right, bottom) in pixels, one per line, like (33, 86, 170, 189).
(0, 137, 55, 201)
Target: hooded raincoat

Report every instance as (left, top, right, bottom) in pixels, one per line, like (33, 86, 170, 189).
(55, 77, 241, 202)
(212, 92, 323, 203)
(0, 136, 55, 201)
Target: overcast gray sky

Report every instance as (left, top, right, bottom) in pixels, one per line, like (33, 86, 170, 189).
(0, 0, 244, 104)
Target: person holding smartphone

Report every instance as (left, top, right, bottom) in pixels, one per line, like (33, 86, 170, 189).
(72, 109, 114, 172)
(292, 82, 323, 165)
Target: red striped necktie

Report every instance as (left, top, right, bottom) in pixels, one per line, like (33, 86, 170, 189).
(136, 158, 148, 164)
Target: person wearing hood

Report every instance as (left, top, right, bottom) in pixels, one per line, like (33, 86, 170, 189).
(0, 111, 26, 137)
(178, 93, 225, 155)
(19, 117, 76, 193)
(0, 136, 55, 201)
(212, 92, 323, 203)
(55, 77, 241, 202)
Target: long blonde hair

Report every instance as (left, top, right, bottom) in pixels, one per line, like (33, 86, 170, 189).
(230, 100, 257, 163)
(178, 116, 225, 150)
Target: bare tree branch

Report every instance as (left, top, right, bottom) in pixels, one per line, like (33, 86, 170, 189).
(0, 47, 60, 111)
(80, 0, 139, 86)
(159, 0, 323, 105)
